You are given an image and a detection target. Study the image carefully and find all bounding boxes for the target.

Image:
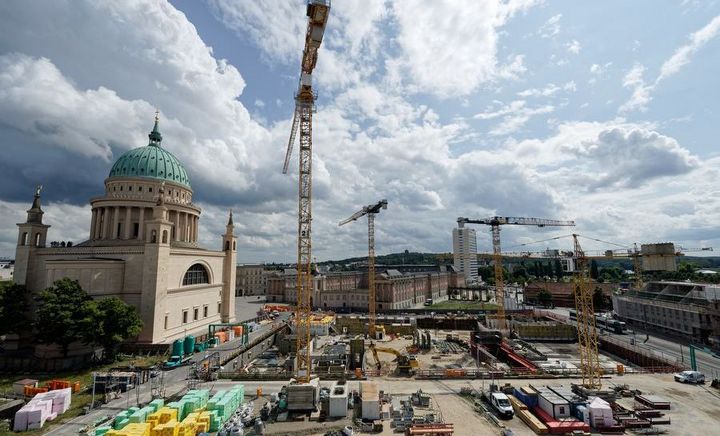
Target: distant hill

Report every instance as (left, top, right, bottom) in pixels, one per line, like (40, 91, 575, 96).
(319, 251, 454, 267)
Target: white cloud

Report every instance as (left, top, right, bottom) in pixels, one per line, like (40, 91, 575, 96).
(619, 63, 652, 113)
(517, 81, 576, 97)
(474, 100, 554, 135)
(620, 15, 720, 112)
(657, 15, 720, 82)
(565, 39, 581, 54)
(538, 14, 562, 38)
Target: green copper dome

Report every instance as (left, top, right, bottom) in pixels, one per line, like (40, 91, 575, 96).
(108, 117, 190, 188)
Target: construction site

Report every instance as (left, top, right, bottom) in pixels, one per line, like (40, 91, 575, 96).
(4, 2, 720, 436)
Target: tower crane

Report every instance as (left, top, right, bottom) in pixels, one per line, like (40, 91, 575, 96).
(457, 216, 575, 329)
(572, 234, 602, 389)
(282, 0, 330, 384)
(339, 199, 388, 338)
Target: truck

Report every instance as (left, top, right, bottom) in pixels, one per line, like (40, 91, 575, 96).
(163, 354, 192, 370)
(483, 391, 514, 419)
(424, 298, 433, 306)
(674, 370, 705, 384)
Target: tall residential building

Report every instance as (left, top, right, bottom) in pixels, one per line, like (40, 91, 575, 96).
(453, 227, 478, 284)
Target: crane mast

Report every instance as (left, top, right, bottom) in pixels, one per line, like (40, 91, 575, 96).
(282, 0, 330, 384)
(572, 234, 602, 389)
(339, 200, 388, 337)
(458, 216, 575, 330)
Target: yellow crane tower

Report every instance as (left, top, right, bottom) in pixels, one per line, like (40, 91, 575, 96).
(457, 216, 575, 330)
(282, 0, 330, 384)
(339, 200, 388, 338)
(571, 234, 602, 389)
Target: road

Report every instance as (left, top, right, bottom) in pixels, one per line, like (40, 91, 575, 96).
(546, 307, 720, 377)
(46, 304, 289, 436)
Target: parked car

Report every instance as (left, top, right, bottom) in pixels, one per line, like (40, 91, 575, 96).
(674, 370, 705, 384)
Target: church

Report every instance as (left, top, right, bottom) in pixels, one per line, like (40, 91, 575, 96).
(13, 115, 237, 344)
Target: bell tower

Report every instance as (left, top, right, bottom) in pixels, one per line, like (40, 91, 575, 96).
(14, 186, 51, 286)
(221, 211, 237, 323)
(139, 183, 174, 342)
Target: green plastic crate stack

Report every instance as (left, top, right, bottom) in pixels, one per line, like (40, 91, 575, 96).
(113, 411, 129, 430)
(207, 385, 245, 423)
(95, 425, 111, 436)
(128, 406, 154, 423)
(149, 399, 165, 413)
(208, 410, 221, 432)
(165, 402, 181, 420)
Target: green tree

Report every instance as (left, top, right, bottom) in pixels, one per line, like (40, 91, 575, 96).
(34, 278, 96, 356)
(592, 287, 607, 311)
(0, 283, 31, 337)
(537, 288, 553, 307)
(90, 297, 143, 361)
(553, 259, 563, 279)
(590, 260, 599, 280)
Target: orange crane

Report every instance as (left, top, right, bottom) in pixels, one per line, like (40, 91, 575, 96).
(282, 0, 330, 384)
(457, 216, 575, 330)
(339, 199, 388, 338)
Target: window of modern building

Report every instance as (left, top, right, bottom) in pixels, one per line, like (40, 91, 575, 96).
(203, 305, 208, 318)
(164, 314, 168, 330)
(217, 301, 221, 313)
(193, 307, 199, 321)
(183, 263, 210, 286)
(182, 310, 188, 324)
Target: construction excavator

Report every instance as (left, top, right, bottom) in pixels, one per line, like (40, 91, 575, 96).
(368, 343, 419, 375)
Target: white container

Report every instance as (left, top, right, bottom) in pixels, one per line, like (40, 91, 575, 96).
(588, 397, 614, 428)
(329, 383, 348, 418)
(537, 391, 570, 419)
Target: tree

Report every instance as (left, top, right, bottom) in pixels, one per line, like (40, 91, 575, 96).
(537, 288, 553, 308)
(592, 287, 608, 311)
(590, 260, 599, 280)
(553, 259, 563, 279)
(0, 283, 31, 337)
(90, 297, 143, 361)
(34, 278, 96, 357)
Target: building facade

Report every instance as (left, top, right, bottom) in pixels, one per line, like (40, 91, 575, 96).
(13, 117, 236, 344)
(266, 267, 458, 310)
(453, 227, 478, 284)
(613, 281, 720, 344)
(236, 264, 268, 296)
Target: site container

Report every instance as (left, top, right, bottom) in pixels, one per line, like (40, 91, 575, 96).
(172, 340, 184, 357)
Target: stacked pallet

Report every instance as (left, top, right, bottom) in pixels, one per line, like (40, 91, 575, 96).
(13, 387, 72, 431)
(508, 394, 548, 434)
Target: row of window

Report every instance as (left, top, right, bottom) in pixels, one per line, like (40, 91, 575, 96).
(109, 184, 191, 201)
(164, 302, 222, 329)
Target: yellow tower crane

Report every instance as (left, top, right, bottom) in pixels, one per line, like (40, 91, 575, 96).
(339, 199, 388, 338)
(457, 216, 575, 330)
(571, 234, 602, 389)
(282, 0, 330, 384)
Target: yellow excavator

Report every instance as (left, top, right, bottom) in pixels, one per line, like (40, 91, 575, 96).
(368, 343, 419, 375)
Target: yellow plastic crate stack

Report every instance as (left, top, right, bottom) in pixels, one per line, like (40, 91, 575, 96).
(177, 411, 210, 435)
(148, 407, 179, 436)
(106, 423, 151, 436)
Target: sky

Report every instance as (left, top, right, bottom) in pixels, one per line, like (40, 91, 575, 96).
(0, 0, 718, 262)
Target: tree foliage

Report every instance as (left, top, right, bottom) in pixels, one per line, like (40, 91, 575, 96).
(34, 278, 142, 359)
(0, 283, 31, 336)
(537, 288, 553, 307)
(35, 278, 95, 356)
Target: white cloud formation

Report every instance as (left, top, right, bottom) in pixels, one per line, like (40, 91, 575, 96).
(620, 15, 720, 112)
(658, 14, 720, 82)
(538, 14, 562, 38)
(566, 39, 581, 54)
(474, 100, 554, 135)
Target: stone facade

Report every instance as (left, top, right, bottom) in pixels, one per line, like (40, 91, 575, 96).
(613, 281, 720, 344)
(236, 264, 268, 296)
(13, 119, 236, 344)
(267, 267, 459, 310)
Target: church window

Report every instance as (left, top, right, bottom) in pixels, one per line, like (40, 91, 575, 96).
(233, 241, 236, 250)
(183, 263, 209, 286)
(21, 232, 28, 245)
(120, 185, 123, 191)
(34, 233, 41, 246)
(151, 230, 157, 243)
(139, 186, 143, 192)
(162, 230, 168, 244)
(149, 187, 153, 192)
(225, 241, 230, 251)
(217, 301, 222, 314)
(133, 223, 139, 237)
(182, 310, 188, 324)
(129, 185, 132, 191)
